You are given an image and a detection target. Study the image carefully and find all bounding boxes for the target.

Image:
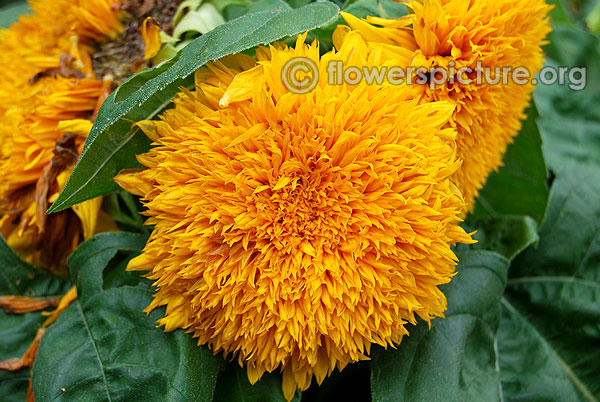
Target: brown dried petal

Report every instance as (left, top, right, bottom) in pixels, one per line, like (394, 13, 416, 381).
(0, 296, 59, 314)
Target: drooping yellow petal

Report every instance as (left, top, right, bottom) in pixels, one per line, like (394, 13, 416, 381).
(42, 286, 78, 327)
(134, 120, 161, 142)
(142, 17, 162, 60)
(56, 119, 94, 137)
(72, 196, 103, 240)
(115, 169, 154, 197)
(219, 65, 261, 107)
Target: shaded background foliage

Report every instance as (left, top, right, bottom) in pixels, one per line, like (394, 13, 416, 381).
(0, 0, 599, 401)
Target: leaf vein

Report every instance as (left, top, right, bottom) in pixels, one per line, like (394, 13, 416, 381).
(500, 298, 598, 402)
(75, 301, 113, 402)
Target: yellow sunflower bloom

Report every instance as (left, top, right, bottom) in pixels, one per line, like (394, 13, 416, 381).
(115, 33, 474, 400)
(0, 0, 125, 272)
(339, 0, 552, 209)
(0, 0, 123, 272)
(0, 0, 193, 272)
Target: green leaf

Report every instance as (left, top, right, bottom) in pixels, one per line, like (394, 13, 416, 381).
(472, 105, 549, 221)
(0, 308, 51, 402)
(459, 216, 539, 261)
(33, 287, 224, 402)
(343, 0, 408, 19)
(213, 364, 301, 402)
(214, 0, 252, 15)
(0, 234, 70, 401)
(497, 298, 592, 402)
(539, 116, 600, 174)
(48, 2, 340, 214)
(535, 28, 600, 174)
(222, 0, 293, 23)
(510, 166, 600, 280)
(545, 0, 577, 26)
(285, 0, 312, 9)
(0, 235, 68, 297)
(241, 0, 293, 13)
(101, 191, 148, 234)
(587, 0, 600, 33)
(33, 231, 223, 402)
(370, 251, 509, 402)
(0, 0, 30, 28)
(0, 370, 30, 402)
(499, 166, 600, 401)
(67, 232, 148, 302)
(377, 0, 409, 19)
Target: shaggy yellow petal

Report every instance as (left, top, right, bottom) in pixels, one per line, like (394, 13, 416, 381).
(56, 119, 94, 137)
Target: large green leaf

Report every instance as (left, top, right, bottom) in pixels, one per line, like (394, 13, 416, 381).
(534, 21, 600, 174)
(545, 0, 578, 25)
(0, 370, 30, 402)
(66, 232, 148, 303)
(33, 287, 224, 402)
(284, 0, 312, 9)
(48, 2, 340, 214)
(472, 105, 549, 221)
(497, 298, 592, 402)
(0, 307, 53, 402)
(223, 0, 294, 21)
(0, 0, 30, 28)
(0, 236, 68, 297)
(343, 0, 408, 19)
(0, 235, 70, 401)
(237, 0, 292, 14)
(370, 251, 510, 402)
(33, 232, 225, 402)
(499, 166, 600, 401)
